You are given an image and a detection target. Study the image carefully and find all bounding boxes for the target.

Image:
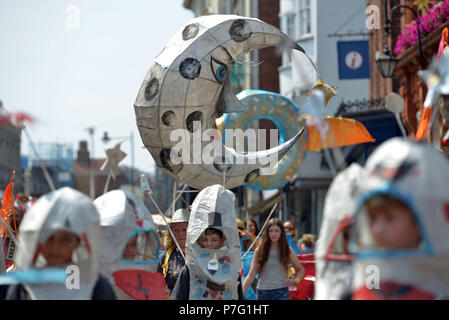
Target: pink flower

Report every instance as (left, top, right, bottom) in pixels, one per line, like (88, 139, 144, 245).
(395, 0, 449, 56)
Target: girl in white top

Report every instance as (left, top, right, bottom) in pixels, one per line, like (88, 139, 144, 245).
(243, 218, 305, 300)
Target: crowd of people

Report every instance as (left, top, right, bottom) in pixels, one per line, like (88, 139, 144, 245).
(0, 137, 448, 300)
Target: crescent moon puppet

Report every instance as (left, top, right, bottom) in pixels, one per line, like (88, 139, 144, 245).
(134, 15, 317, 190)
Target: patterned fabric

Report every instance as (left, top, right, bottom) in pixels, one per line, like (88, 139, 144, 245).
(157, 248, 185, 293)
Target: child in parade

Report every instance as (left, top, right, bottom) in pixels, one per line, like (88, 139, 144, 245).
(171, 185, 243, 300)
(2, 187, 116, 300)
(351, 138, 449, 300)
(157, 208, 189, 294)
(299, 234, 316, 254)
(94, 190, 165, 300)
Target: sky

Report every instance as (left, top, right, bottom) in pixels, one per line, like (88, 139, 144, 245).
(0, 0, 194, 175)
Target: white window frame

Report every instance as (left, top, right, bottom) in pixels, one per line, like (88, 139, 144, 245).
(297, 0, 312, 39)
(285, 11, 297, 40)
(279, 4, 297, 65)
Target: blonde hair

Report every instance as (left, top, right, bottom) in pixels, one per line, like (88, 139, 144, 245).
(301, 233, 316, 247)
(163, 229, 176, 249)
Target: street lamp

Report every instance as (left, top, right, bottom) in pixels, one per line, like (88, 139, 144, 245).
(102, 131, 135, 194)
(86, 127, 95, 199)
(377, 1, 429, 78)
(376, 46, 399, 78)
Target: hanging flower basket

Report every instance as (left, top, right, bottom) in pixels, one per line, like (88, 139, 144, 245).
(395, 0, 449, 56)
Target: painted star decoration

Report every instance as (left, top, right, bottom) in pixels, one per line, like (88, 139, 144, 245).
(418, 51, 449, 107)
(307, 80, 338, 106)
(100, 140, 127, 180)
(302, 79, 339, 135)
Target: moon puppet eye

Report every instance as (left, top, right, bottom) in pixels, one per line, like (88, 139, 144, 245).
(211, 57, 228, 84)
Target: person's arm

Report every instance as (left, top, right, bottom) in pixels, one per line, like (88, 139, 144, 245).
(289, 248, 305, 281)
(242, 248, 259, 294)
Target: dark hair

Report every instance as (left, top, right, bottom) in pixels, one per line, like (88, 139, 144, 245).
(257, 218, 290, 274)
(204, 227, 224, 239)
(247, 218, 259, 235)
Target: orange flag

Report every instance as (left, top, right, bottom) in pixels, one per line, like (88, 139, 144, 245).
(307, 117, 375, 151)
(0, 171, 16, 239)
(415, 107, 433, 142)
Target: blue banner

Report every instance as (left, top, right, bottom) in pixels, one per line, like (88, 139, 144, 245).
(286, 233, 300, 254)
(337, 41, 370, 79)
(0, 268, 67, 285)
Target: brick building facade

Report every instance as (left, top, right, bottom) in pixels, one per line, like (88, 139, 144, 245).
(258, 0, 282, 93)
(368, 0, 446, 137)
(257, 0, 282, 147)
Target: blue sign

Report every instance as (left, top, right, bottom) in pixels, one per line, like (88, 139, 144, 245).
(337, 41, 370, 79)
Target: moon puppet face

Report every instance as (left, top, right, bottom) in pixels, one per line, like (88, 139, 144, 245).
(134, 15, 317, 190)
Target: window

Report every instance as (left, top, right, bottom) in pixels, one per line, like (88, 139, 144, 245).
(280, 0, 313, 65)
(298, 0, 311, 37)
(280, 0, 297, 64)
(284, 11, 296, 63)
(286, 12, 296, 39)
(281, 0, 311, 40)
